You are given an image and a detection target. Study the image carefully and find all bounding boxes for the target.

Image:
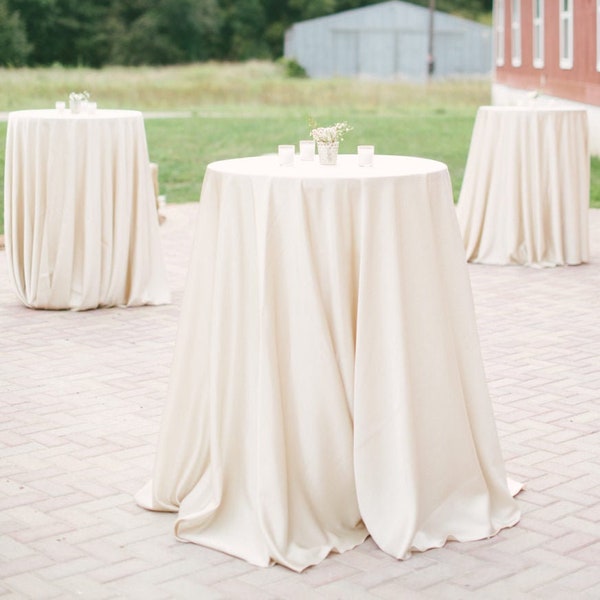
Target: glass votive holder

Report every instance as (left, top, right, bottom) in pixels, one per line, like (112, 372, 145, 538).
(299, 140, 315, 161)
(86, 101, 97, 114)
(278, 144, 295, 166)
(357, 145, 375, 167)
(55, 101, 65, 112)
(70, 99, 83, 114)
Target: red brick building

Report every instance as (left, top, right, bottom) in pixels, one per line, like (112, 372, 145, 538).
(492, 0, 600, 152)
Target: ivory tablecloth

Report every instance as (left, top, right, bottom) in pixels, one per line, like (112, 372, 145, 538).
(3, 109, 170, 310)
(457, 106, 589, 267)
(136, 154, 521, 572)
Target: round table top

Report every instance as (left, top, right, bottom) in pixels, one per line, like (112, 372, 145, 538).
(207, 154, 448, 181)
(478, 104, 587, 115)
(8, 108, 143, 122)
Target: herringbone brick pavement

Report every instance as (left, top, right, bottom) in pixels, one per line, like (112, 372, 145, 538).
(1, 204, 599, 599)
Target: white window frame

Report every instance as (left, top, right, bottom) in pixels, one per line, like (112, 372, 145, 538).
(596, 0, 600, 71)
(559, 0, 573, 70)
(511, 0, 522, 67)
(496, 0, 505, 66)
(533, 0, 544, 68)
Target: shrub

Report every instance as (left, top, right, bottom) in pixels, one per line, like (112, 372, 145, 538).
(277, 57, 307, 79)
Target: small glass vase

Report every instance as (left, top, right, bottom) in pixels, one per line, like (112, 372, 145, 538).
(70, 98, 83, 114)
(317, 142, 339, 166)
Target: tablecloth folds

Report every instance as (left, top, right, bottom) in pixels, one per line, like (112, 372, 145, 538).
(135, 155, 521, 572)
(4, 109, 170, 310)
(457, 106, 589, 267)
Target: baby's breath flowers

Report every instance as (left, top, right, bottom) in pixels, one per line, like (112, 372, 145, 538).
(69, 91, 90, 103)
(310, 121, 353, 144)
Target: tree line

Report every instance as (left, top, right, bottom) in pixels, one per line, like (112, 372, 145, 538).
(0, 0, 492, 68)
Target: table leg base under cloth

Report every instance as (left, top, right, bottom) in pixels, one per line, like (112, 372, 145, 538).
(136, 156, 521, 572)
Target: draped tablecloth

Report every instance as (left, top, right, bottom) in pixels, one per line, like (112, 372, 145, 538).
(3, 109, 170, 310)
(456, 106, 589, 267)
(136, 154, 521, 572)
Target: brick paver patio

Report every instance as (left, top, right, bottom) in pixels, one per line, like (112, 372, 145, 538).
(1, 203, 599, 599)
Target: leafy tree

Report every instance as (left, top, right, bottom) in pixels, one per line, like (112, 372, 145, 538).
(219, 0, 269, 60)
(8, 0, 59, 65)
(157, 0, 221, 62)
(52, 0, 112, 67)
(335, 0, 379, 10)
(108, 0, 221, 65)
(0, 0, 31, 66)
(8, 0, 112, 66)
(111, 11, 184, 65)
(110, 0, 153, 26)
(289, 0, 337, 19)
(5, 0, 493, 67)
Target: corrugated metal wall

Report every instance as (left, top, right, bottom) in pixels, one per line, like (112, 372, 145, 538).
(284, 1, 492, 79)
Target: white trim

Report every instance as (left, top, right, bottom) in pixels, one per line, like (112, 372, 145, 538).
(560, 0, 574, 70)
(511, 0, 522, 67)
(496, 0, 505, 66)
(533, 0, 544, 68)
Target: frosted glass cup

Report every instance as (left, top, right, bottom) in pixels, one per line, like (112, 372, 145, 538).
(358, 145, 375, 167)
(278, 144, 295, 166)
(299, 140, 315, 161)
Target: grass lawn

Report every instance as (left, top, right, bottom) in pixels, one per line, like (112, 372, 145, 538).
(141, 109, 478, 206)
(1, 61, 599, 235)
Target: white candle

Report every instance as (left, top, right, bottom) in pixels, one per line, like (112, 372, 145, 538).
(55, 101, 65, 112)
(299, 140, 315, 161)
(86, 102, 97, 114)
(357, 145, 375, 167)
(278, 144, 295, 166)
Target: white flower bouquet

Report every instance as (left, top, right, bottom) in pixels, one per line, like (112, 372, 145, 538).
(310, 122, 353, 144)
(69, 91, 90, 114)
(69, 91, 90, 103)
(309, 121, 352, 165)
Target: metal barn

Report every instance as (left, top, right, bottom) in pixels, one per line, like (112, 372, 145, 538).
(284, 1, 492, 80)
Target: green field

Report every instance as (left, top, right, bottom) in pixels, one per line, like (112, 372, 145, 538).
(1, 61, 599, 234)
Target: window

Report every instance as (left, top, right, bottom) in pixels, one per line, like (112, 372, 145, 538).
(511, 0, 522, 67)
(495, 0, 505, 66)
(559, 0, 573, 69)
(533, 0, 544, 68)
